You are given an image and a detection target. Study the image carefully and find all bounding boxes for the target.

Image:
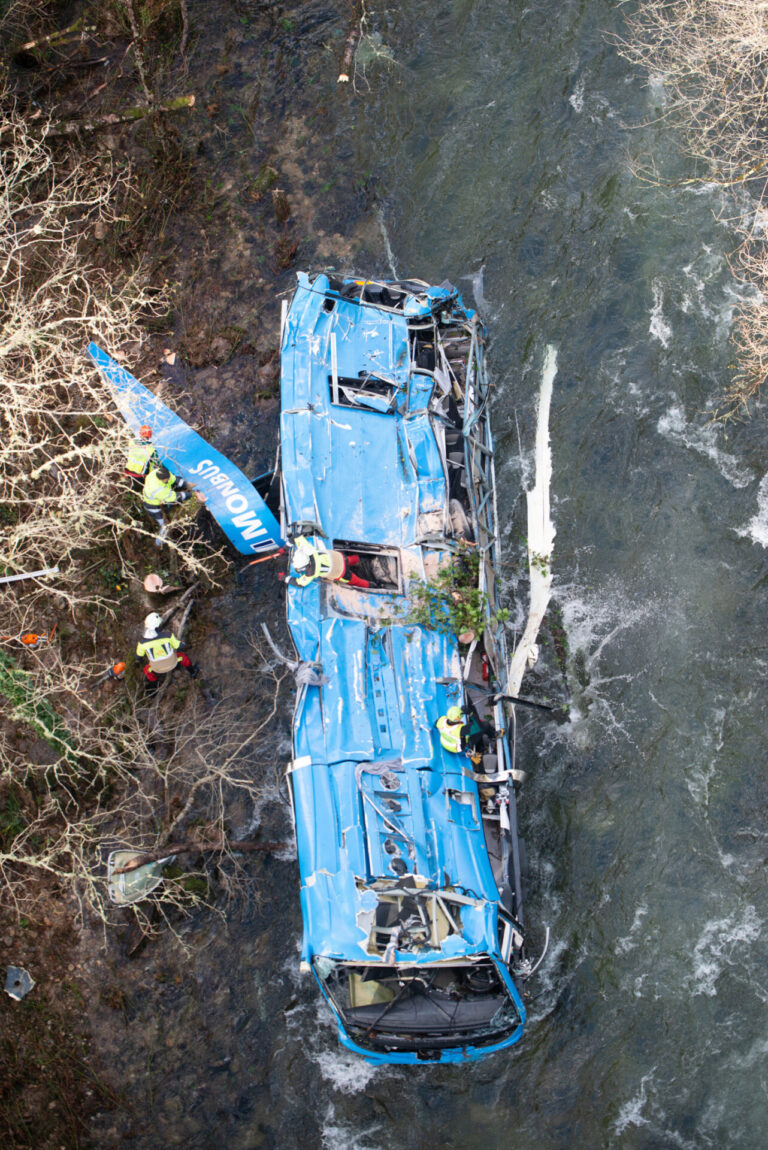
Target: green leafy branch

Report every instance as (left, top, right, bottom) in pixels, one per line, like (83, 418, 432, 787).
(391, 546, 509, 641)
(530, 550, 552, 578)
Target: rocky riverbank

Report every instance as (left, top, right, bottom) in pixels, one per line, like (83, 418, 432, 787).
(1, 2, 391, 1146)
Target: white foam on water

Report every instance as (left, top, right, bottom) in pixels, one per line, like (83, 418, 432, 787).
(375, 206, 398, 280)
(569, 77, 584, 113)
(657, 404, 754, 488)
(504, 422, 535, 494)
(613, 1074, 699, 1148)
(698, 1095, 727, 1143)
(615, 902, 649, 956)
(556, 584, 654, 750)
(715, 846, 736, 870)
(685, 705, 726, 807)
(717, 279, 760, 338)
(304, 997, 388, 1099)
(275, 943, 308, 1003)
(461, 264, 489, 315)
(649, 281, 672, 348)
(680, 259, 720, 321)
(587, 93, 617, 125)
(680, 243, 752, 343)
(321, 1105, 385, 1150)
(728, 1033, 768, 1071)
(613, 1071, 654, 1134)
(631, 973, 649, 999)
(527, 927, 571, 1023)
(315, 1048, 380, 1095)
(598, 346, 651, 418)
(281, 998, 318, 1051)
(647, 73, 667, 108)
(688, 904, 762, 997)
(737, 473, 768, 547)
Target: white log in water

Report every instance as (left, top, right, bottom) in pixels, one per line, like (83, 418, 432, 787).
(506, 345, 557, 697)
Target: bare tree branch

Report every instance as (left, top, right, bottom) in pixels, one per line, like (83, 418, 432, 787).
(616, 1, 768, 415)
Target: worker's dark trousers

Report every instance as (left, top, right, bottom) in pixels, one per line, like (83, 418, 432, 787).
(142, 502, 165, 530)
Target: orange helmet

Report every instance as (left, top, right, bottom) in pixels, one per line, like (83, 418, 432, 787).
(139, 425, 152, 440)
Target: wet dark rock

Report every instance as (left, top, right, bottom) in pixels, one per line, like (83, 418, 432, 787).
(256, 356, 280, 395)
(208, 1055, 233, 1072)
(272, 187, 291, 224)
(159, 350, 191, 388)
(274, 235, 299, 271)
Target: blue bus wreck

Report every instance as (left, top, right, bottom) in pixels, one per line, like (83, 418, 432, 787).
(279, 272, 532, 1065)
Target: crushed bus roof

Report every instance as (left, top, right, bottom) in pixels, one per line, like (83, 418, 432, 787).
(279, 271, 527, 1061)
(281, 273, 497, 964)
(280, 272, 461, 546)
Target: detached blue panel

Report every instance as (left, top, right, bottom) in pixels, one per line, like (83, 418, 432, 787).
(88, 343, 284, 553)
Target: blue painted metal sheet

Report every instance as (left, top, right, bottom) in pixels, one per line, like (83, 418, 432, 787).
(285, 587, 520, 972)
(280, 273, 443, 546)
(281, 272, 526, 1064)
(88, 343, 284, 553)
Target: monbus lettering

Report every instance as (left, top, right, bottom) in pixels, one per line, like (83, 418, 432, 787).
(190, 459, 217, 475)
(232, 510, 268, 539)
(190, 459, 254, 518)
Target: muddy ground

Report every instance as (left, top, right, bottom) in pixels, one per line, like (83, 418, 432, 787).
(1, 2, 391, 1146)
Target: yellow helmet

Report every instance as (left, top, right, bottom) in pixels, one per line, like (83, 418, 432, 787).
(447, 705, 463, 722)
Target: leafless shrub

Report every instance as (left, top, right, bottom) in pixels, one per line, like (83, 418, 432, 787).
(0, 0, 37, 53)
(0, 95, 260, 934)
(617, 1, 768, 415)
(0, 638, 291, 929)
(619, 1, 768, 187)
(0, 94, 225, 611)
(721, 230, 768, 413)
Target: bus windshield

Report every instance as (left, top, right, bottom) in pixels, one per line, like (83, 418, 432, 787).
(314, 956, 522, 1054)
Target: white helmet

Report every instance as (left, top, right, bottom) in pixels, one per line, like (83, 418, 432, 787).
(293, 549, 311, 571)
(143, 612, 163, 636)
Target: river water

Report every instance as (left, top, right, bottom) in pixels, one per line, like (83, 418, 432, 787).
(88, 2, 768, 1147)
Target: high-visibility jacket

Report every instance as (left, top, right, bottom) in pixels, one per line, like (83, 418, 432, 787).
(436, 714, 464, 754)
(125, 442, 156, 477)
(136, 630, 181, 672)
(142, 468, 180, 508)
(295, 549, 334, 587)
(292, 537, 345, 587)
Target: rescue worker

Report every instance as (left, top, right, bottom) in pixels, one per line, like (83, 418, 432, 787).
(281, 536, 369, 589)
(124, 425, 158, 481)
(135, 612, 199, 695)
(141, 464, 192, 544)
(436, 705, 465, 754)
(436, 705, 496, 755)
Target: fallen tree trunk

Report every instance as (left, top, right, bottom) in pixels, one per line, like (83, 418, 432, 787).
(113, 840, 290, 873)
(26, 95, 196, 138)
(159, 581, 199, 630)
(16, 17, 91, 54)
(337, 0, 362, 83)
